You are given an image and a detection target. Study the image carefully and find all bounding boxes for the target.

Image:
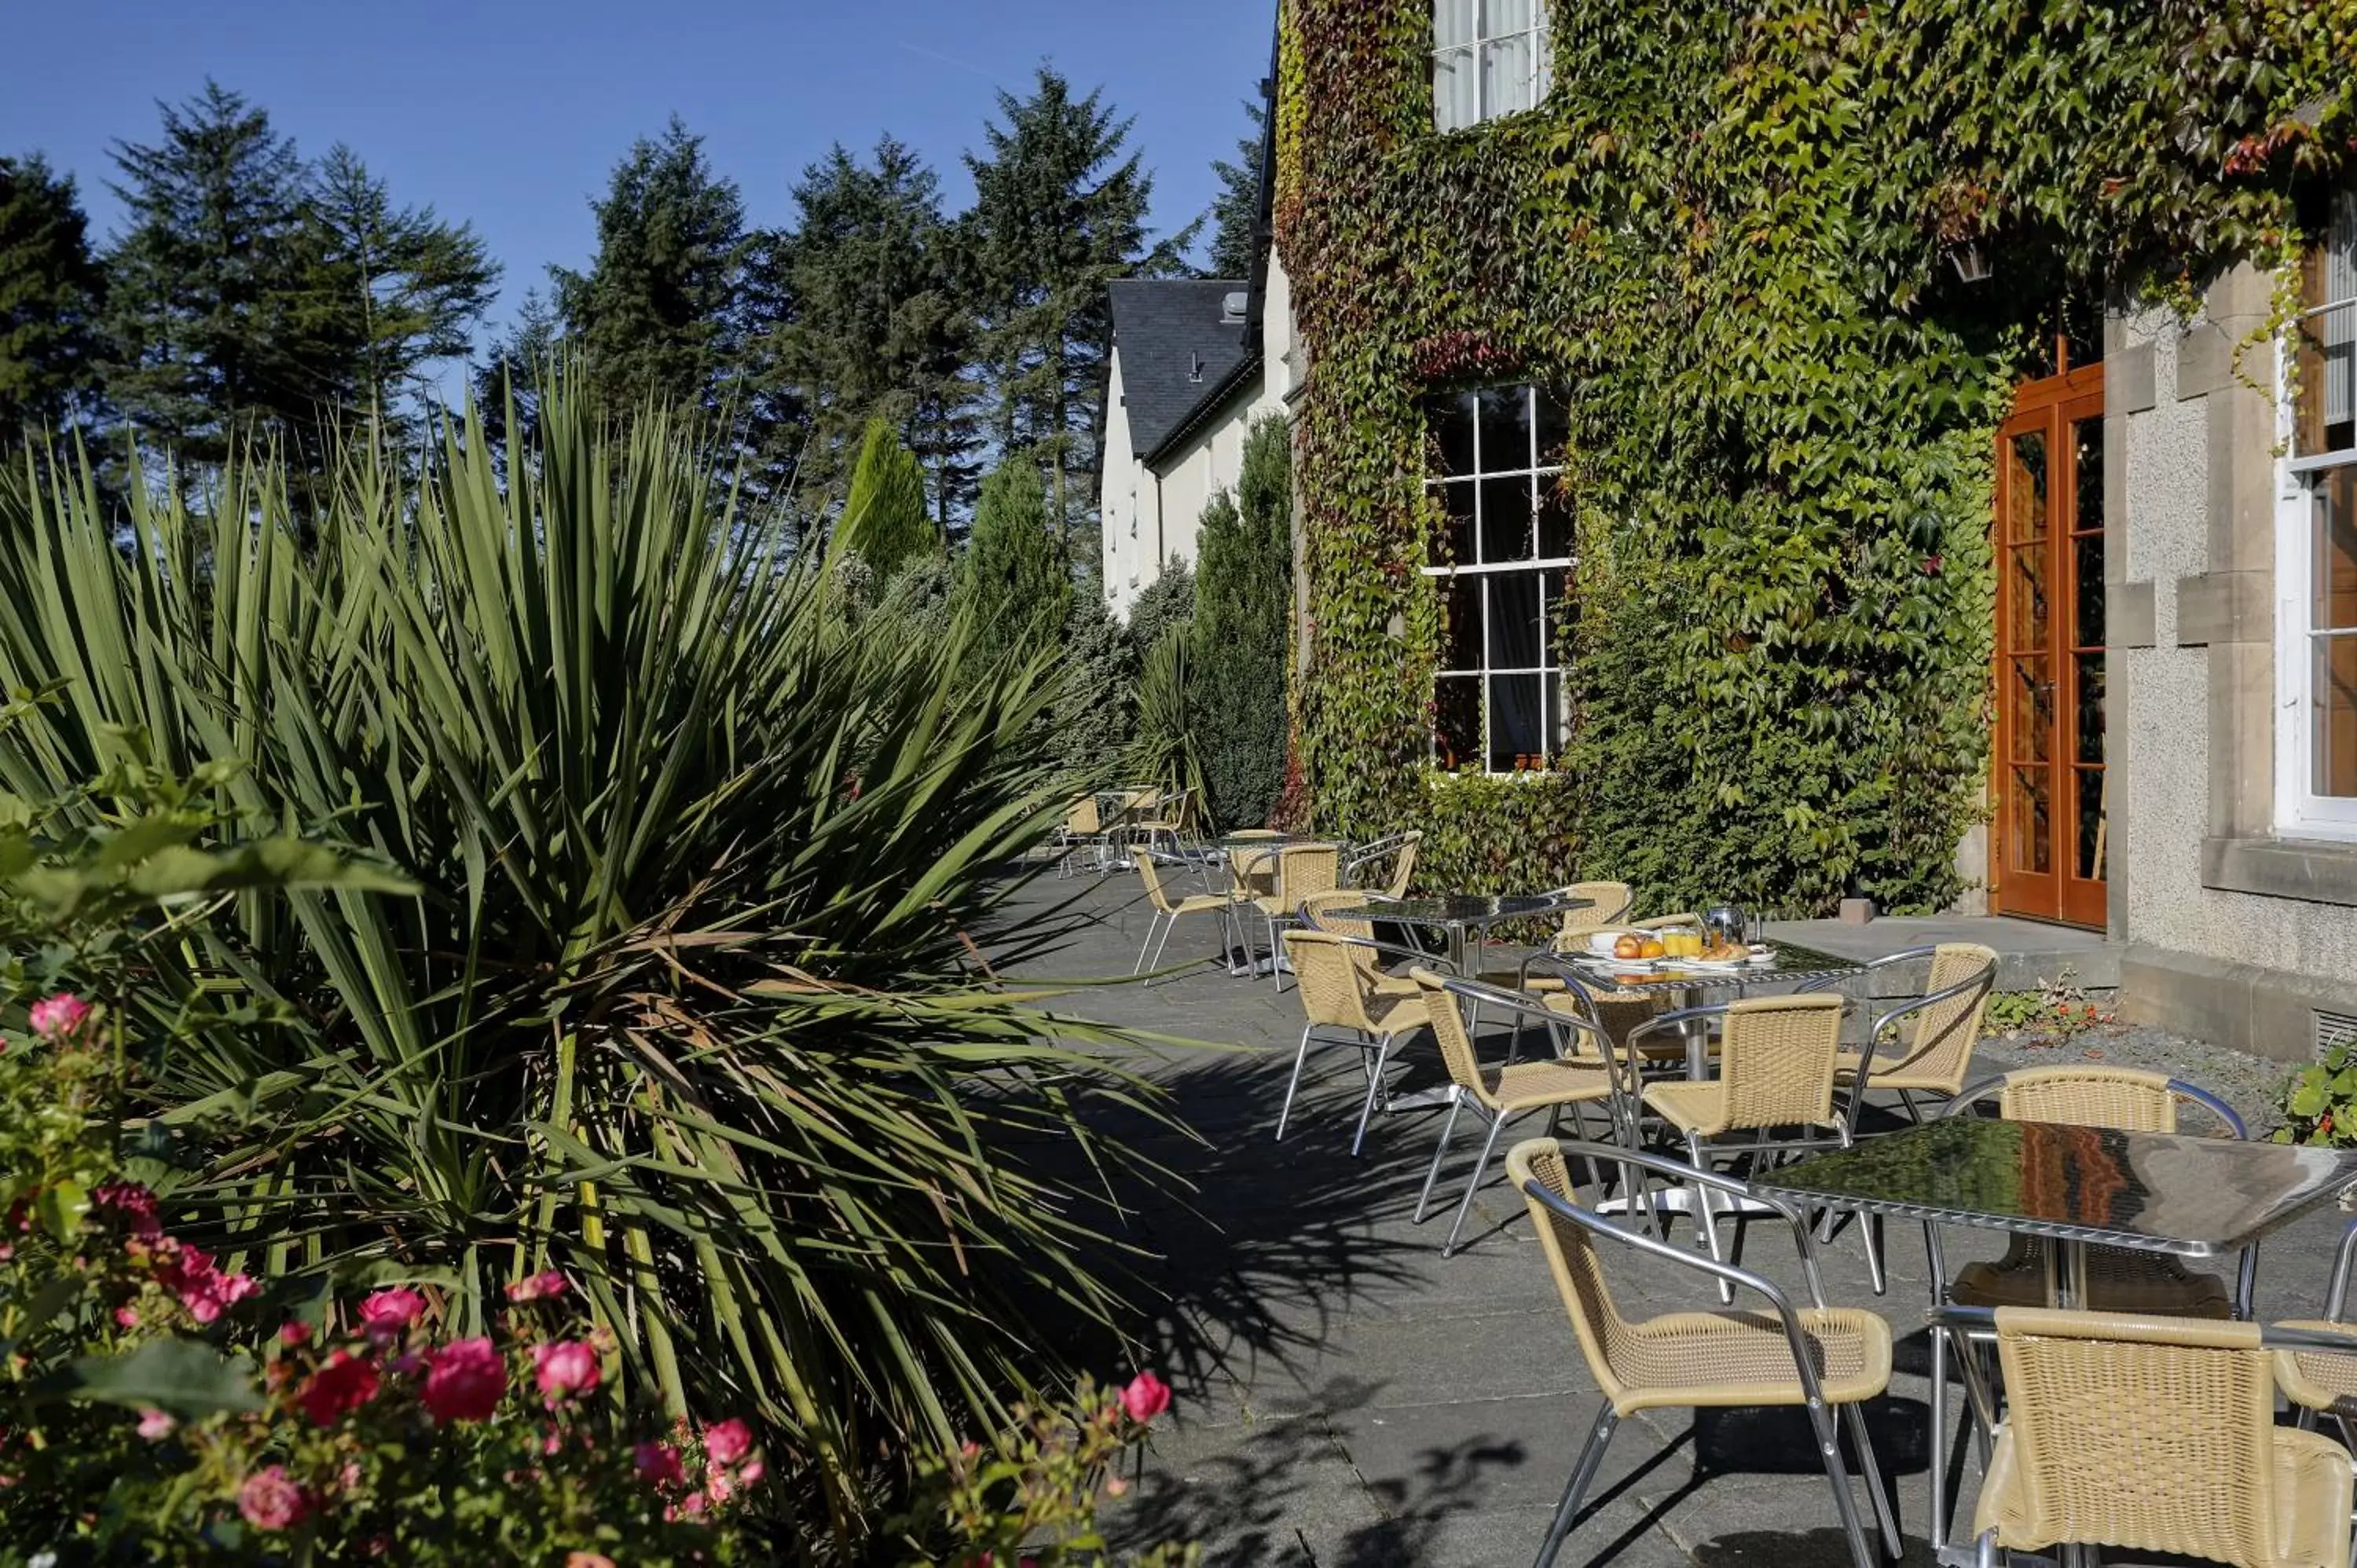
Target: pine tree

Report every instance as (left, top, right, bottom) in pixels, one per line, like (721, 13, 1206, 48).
(295, 145, 497, 438)
(772, 138, 975, 516)
(1190, 416, 1292, 829)
(838, 415, 934, 577)
(955, 456, 1070, 669)
(470, 288, 562, 445)
(103, 81, 314, 468)
(0, 153, 104, 437)
(964, 68, 1195, 548)
(1204, 99, 1266, 280)
(552, 119, 753, 417)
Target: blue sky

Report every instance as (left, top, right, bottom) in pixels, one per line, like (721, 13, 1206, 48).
(1, 0, 1275, 351)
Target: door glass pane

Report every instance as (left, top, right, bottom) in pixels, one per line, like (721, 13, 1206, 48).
(2076, 768, 2107, 882)
(2318, 466, 2357, 632)
(2073, 416, 2104, 535)
(2009, 545, 2050, 652)
(1490, 673, 1542, 771)
(2010, 657, 2051, 762)
(1487, 571, 1541, 668)
(2073, 534, 2104, 648)
(2007, 431, 2049, 541)
(1479, 475, 1533, 562)
(1435, 676, 1480, 771)
(2319, 634, 2357, 798)
(2075, 654, 2106, 764)
(2010, 768, 2052, 874)
(1438, 481, 1475, 566)
(1443, 573, 1483, 672)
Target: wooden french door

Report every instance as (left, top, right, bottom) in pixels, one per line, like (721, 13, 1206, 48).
(1992, 361, 2108, 929)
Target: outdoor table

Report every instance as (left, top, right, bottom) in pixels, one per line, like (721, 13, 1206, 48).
(1322, 891, 1595, 977)
(1549, 940, 1865, 1079)
(1210, 837, 1347, 976)
(1758, 1118, 2357, 1567)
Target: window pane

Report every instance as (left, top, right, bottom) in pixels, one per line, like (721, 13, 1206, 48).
(1541, 568, 1567, 668)
(2318, 466, 2357, 632)
(1543, 672, 1566, 759)
(1433, 390, 1477, 478)
(1480, 0, 1533, 38)
(1474, 386, 1530, 474)
(2299, 189, 2357, 458)
(2315, 633, 2357, 798)
(1438, 480, 1476, 566)
(1435, 676, 1481, 771)
(1432, 45, 1477, 132)
(1488, 571, 1541, 669)
(1537, 485, 1572, 560)
(1490, 674, 1543, 771)
(1434, 0, 1475, 49)
(1482, 33, 1534, 119)
(1442, 573, 1483, 672)
(1534, 389, 1567, 467)
(1478, 474, 1533, 562)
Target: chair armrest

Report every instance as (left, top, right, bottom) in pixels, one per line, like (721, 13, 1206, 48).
(1537, 1140, 1834, 1307)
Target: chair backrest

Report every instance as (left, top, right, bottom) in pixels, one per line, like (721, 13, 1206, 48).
(1412, 968, 1493, 1095)
(1283, 929, 1381, 1034)
(1298, 888, 1376, 943)
(1274, 844, 1340, 904)
(1997, 1064, 2179, 1132)
(1135, 853, 1181, 915)
(1554, 881, 1635, 945)
(1508, 1138, 1643, 1411)
(1385, 831, 1421, 898)
(1717, 993, 1847, 1130)
(1065, 797, 1102, 835)
(1889, 943, 1997, 1091)
(1985, 1307, 2288, 1566)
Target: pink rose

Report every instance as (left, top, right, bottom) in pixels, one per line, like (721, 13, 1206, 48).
(420, 1338, 506, 1424)
(703, 1417, 754, 1466)
(1120, 1370, 1172, 1424)
(531, 1339, 601, 1402)
(237, 1465, 307, 1531)
(295, 1350, 381, 1427)
(566, 1556, 618, 1568)
(504, 1269, 570, 1303)
(135, 1409, 176, 1442)
(704, 1458, 735, 1504)
(114, 1306, 140, 1330)
(634, 1440, 686, 1488)
(738, 1456, 765, 1486)
(28, 994, 90, 1039)
(93, 1183, 162, 1239)
(357, 1288, 426, 1339)
(280, 1321, 313, 1346)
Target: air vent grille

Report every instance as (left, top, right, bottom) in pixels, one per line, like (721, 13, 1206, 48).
(2319, 1009, 2357, 1058)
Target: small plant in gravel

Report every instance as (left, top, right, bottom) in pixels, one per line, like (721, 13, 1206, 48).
(2277, 1038, 2357, 1148)
(1981, 967, 2111, 1041)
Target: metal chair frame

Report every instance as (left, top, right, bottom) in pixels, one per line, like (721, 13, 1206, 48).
(1131, 850, 1237, 984)
(1519, 1141, 1903, 1568)
(2279, 1217, 2357, 1449)
(1340, 830, 1422, 898)
(1412, 973, 1637, 1257)
(1274, 925, 1442, 1156)
(1799, 947, 2000, 1123)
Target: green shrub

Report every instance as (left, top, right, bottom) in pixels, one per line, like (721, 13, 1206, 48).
(959, 456, 1072, 670)
(1189, 418, 1292, 831)
(1125, 557, 1196, 656)
(1127, 630, 1206, 820)
(1052, 585, 1139, 784)
(838, 415, 937, 579)
(2279, 1039, 2357, 1147)
(0, 376, 1166, 1537)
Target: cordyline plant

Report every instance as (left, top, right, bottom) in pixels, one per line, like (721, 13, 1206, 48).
(0, 371, 1174, 1538)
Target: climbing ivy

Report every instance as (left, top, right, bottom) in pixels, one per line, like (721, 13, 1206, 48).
(1278, 0, 2356, 913)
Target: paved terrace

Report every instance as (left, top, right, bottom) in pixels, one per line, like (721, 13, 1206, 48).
(990, 871, 2343, 1568)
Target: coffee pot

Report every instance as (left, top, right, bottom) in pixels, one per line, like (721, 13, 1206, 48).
(1703, 903, 1747, 947)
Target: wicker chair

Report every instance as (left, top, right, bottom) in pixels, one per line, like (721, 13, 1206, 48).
(1246, 843, 1341, 990)
(1131, 852, 1233, 983)
(1128, 787, 1194, 858)
(1409, 971, 1627, 1257)
(1277, 928, 1438, 1155)
(1802, 944, 1999, 1119)
(1512, 1138, 1902, 1568)
(2274, 1217, 2357, 1446)
(1341, 830, 1422, 898)
(1956, 1306, 2354, 1568)
(1054, 796, 1109, 878)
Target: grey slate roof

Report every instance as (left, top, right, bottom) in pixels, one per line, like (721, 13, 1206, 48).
(1109, 278, 1254, 461)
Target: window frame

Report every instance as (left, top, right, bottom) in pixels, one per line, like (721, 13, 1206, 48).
(2275, 189, 2357, 839)
(1422, 384, 1574, 775)
(1430, 0, 1553, 134)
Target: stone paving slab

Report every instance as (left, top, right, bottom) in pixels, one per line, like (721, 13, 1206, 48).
(988, 871, 2352, 1566)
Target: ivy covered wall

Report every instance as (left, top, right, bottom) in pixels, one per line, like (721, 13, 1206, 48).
(1275, 0, 2355, 914)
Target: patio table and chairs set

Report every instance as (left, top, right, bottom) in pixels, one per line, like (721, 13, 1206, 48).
(1073, 793, 2357, 1567)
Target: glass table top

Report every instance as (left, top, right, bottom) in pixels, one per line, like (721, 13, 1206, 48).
(1324, 892, 1594, 926)
(1758, 1117, 2357, 1258)
(1552, 940, 1863, 991)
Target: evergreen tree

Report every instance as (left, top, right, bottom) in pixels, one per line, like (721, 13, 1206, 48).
(295, 145, 497, 438)
(963, 68, 1194, 547)
(837, 415, 934, 577)
(103, 81, 314, 468)
(552, 119, 753, 416)
(1203, 98, 1266, 280)
(470, 288, 562, 445)
(1190, 416, 1292, 829)
(1126, 555, 1196, 654)
(955, 456, 1070, 669)
(0, 153, 104, 436)
(772, 138, 975, 515)
(1050, 582, 1137, 780)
